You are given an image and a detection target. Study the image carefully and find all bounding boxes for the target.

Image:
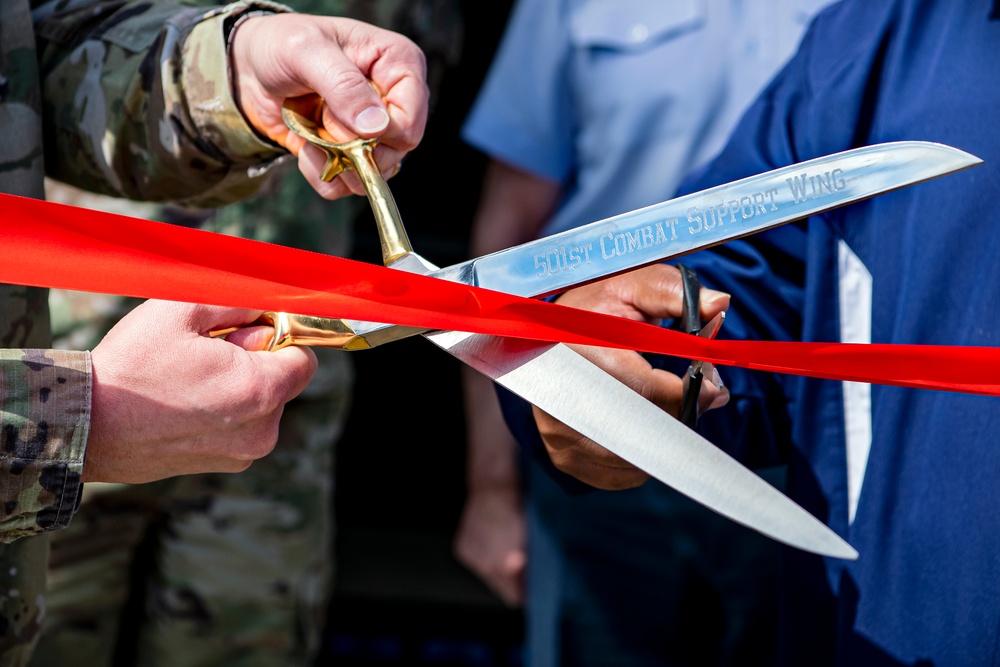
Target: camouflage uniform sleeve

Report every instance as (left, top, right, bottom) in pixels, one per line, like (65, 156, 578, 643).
(0, 350, 90, 542)
(32, 0, 294, 208)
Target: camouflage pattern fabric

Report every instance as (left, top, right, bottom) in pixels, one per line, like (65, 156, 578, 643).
(0, 347, 88, 666)
(0, 0, 317, 661)
(1, 0, 294, 541)
(26, 2, 464, 665)
(34, 0, 294, 207)
(34, 174, 355, 667)
(27, 354, 350, 666)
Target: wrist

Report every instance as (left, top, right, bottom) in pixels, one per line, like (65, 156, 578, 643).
(225, 11, 281, 146)
(181, 3, 289, 162)
(466, 470, 520, 493)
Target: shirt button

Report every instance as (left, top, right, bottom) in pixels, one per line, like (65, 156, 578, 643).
(629, 23, 650, 43)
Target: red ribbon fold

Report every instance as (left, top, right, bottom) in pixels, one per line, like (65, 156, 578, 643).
(3, 193, 999, 396)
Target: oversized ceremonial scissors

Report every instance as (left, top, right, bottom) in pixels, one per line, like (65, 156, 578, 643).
(259, 96, 981, 559)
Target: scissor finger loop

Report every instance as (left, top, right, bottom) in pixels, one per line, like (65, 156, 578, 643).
(674, 264, 727, 429)
(283, 99, 412, 264)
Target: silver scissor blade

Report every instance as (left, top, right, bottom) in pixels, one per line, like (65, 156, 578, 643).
(343, 141, 979, 343)
(466, 141, 981, 298)
(425, 331, 858, 560)
(340, 141, 975, 558)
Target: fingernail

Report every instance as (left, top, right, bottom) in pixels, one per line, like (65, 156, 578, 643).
(382, 162, 402, 179)
(703, 288, 731, 305)
(710, 388, 730, 410)
(354, 106, 389, 134)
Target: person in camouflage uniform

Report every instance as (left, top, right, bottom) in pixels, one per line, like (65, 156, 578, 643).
(0, 1, 429, 664)
(34, 177, 357, 667)
(27, 2, 462, 666)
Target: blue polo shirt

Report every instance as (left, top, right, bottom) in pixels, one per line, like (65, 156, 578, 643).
(662, 0, 1000, 663)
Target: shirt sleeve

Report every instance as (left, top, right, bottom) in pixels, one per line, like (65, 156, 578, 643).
(32, 0, 293, 208)
(460, 0, 576, 182)
(0, 350, 90, 542)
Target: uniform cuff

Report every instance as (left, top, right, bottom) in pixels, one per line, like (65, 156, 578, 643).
(0, 350, 91, 541)
(181, 1, 293, 163)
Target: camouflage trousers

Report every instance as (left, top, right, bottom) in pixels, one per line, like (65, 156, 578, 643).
(0, 536, 49, 666)
(24, 348, 352, 667)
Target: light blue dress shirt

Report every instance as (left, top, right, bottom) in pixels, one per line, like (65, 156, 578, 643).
(464, 0, 833, 237)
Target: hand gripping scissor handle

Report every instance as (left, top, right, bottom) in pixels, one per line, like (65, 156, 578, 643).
(674, 264, 725, 429)
(281, 95, 413, 264)
(248, 95, 425, 351)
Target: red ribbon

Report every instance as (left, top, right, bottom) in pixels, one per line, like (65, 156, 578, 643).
(3, 192, 999, 396)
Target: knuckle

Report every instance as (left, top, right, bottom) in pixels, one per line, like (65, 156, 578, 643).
(283, 23, 325, 53)
(242, 420, 281, 460)
(230, 378, 282, 423)
(312, 177, 347, 200)
(322, 65, 371, 98)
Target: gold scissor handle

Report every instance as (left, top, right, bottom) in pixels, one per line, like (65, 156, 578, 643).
(282, 95, 412, 265)
(215, 96, 418, 351)
(255, 311, 375, 351)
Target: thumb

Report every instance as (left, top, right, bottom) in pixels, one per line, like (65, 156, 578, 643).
(298, 50, 390, 140)
(224, 325, 276, 352)
(251, 344, 319, 401)
(630, 265, 730, 321)
(699, 288, 731, 320)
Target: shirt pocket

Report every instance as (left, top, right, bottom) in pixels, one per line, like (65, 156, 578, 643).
(569, 0, 706, 53)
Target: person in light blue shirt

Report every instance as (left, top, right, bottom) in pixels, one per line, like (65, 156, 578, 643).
(456, 0, 835, 664)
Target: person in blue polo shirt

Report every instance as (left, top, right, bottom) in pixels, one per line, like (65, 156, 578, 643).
(515, 0, 1000, 664)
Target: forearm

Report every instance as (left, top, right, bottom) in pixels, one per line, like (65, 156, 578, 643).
(0, 349, 91, 541)
(457, 366, 526, 607)
(462, 367, 520, 490)
(463, 160, 558, 483)
(33, 0, 291, 207)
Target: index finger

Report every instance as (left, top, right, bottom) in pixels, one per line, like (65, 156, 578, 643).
(629, 264, 731, 322)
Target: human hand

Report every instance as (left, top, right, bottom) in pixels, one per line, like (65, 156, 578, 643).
(229, 13, 428, 199)
(85, 300, 317, 483)
(454, 483, 526, 607)
(455, 368, 526, 606)
(533, 264, 731, 490)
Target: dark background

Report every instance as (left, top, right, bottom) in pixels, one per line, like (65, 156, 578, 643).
(320, 2, 522, 665)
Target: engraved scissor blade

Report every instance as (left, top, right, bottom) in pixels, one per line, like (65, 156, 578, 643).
(338, 147, 875, 558)
(363, 230, 855, 558)
(426, 331, 858, 560)
(343, 141, 980, 345)
(467, 141, 981, 297)
(333, 142, 975, 556)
